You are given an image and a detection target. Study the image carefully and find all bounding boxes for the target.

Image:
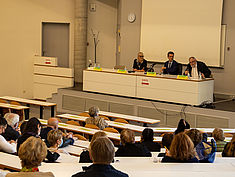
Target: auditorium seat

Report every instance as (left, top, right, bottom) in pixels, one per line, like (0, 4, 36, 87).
(114, 118, 129, 124)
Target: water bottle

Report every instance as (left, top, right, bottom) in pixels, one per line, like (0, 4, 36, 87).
(187, 72, 190, 79)
(199, 72, 202, 80)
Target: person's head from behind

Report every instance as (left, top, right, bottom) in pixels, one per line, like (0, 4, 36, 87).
(24, 117, 41, 136)
(167, 51, 174, 62)
(20, 121, 27, 135)
(91, 131, 107, 143)
(120, 129, 135, 146)
(89, 137, 114, 164)
(47, 117, 59, 130)
(226, 134, 235, 157)
(162, 133, 174, 149)
(4, 113, 19, 129)
(141, 128, 154, 142)
(89, 106, 100, 118)
(0, 117, 7, 134)
(137, 52, 144, 63)
(18, 136, 47, 169)
(212, 128, 225, 141)
(186, 129, 202, 147)
(47, 129, 63, 148)
(175, 119, 190, 134)
(189, 57, 197, 68)
(169, 132, 195, 161)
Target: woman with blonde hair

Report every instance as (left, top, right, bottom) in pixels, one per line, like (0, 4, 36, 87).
(162, 132, 199, 163)
(7, 136, 54, 177)
(115, 129, 151, 157)
(79, 131, 107, 163)
(222, 134, 235, 157)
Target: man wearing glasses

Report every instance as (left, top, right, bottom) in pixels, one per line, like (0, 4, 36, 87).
(161, 51, 179, 75)
(133, 52, 147, 72)
(184, 57, 211, 78)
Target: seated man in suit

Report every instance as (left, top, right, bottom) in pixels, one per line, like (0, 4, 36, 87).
(161, 51, 179, 75)
(184, 57, 211, 78)
(133, 52, 147, 72)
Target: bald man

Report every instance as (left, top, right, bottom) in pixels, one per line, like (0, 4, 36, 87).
(40, 117, 59, 140)
(40, 117, 74, 148)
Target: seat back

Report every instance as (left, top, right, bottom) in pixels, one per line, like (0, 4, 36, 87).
(79, 112, 90, 117)
(114, 118, 129, 124)
(103, 127, 119, 133)
(85, 124, 99, 130)
(0, 99, 8, 103)
(99, 115, 110, 121)
(66, 120, 80, 126)
(73, 134, 88, 141)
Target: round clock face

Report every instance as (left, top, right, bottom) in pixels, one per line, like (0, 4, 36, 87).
(128, 13, 136, 23)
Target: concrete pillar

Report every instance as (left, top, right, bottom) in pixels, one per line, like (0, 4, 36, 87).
(74, 0, 88, 84)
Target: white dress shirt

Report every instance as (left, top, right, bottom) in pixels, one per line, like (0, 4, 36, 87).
(191, 63, 199, 79)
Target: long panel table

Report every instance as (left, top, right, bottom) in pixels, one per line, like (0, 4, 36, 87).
(83, 68, 214, 106)
(0, 96, 56, 119)
(57, 113, 159, 133)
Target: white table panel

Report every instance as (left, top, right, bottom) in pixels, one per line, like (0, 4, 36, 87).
(83, 70, 136, 97)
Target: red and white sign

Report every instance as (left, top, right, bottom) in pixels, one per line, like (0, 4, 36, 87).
(45, 59, 52, 65)
(141, 79, 149, 85)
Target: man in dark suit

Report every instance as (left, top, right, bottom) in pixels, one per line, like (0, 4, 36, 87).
(72, 137, 128, 177)
(162, 51, 179, 75)
(184, 57, 211, 78)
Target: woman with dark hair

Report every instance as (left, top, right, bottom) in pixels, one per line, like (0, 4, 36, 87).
(158, 133, 174, 157)
(141, 128, 161, 152)
(174, 119, 190, 135)
(17, 117, 42, 153)
(162, 133, 199, 163)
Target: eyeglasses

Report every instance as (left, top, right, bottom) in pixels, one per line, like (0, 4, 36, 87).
(139, 56, 144, 57)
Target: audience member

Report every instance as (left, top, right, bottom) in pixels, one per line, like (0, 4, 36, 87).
(79, 131, 107, 163)
(40, 118, 59, 140)
(17, 117, 41, 153)
(222, 134, 235, 157)
(0, 117, 16, 154)
(6, 136, 54, 177)
(140, 128, 161, 152)
(1, 113, 20, 141)
(46, 130, 63, 163)
(19, 121, 27, 135)
(158, 133, 174, 157)
(72, 137, 128, 177)
(212, 128, 226, 152)
(186, 129, 216, 163)
(85, 106, 108, 130)
(174, 119, 190, 135)
(115, 129, 151, 157)
(162, 133, 199, 163)
(40, 117, 74, 148)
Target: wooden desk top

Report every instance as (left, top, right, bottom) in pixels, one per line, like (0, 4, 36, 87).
(0, 102, 29, 110)
(57, 113, 154, 133)
(0, 96, 56, 107)
(98, 111, 160, 124)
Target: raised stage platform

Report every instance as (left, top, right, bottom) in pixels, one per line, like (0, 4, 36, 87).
(54, 85, 235, 129)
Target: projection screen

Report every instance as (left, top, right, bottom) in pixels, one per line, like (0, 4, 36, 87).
(140, 0, 224, 66)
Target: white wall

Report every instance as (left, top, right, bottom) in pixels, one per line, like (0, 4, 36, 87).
(87, 0, 117, 68)
(0, 0, 74, 98)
